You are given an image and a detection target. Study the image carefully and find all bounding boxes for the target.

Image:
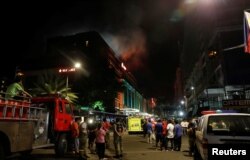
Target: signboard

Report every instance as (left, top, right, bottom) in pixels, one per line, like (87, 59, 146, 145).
(222, 99, 250, 107)
(128, 117, 142, 132)
(58, 68, 76, 73)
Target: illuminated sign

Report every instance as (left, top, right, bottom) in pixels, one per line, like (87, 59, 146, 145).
(222, 99, 250, 107)
(58, 68, 76, 73)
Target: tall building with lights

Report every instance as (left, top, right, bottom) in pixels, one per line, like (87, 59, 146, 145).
(21, 31, 149, 114)
(180, 0, 250, 116)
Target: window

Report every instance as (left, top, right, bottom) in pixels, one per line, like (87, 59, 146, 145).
(65, 103, 72, 114)
(59, 101, 63, 113)
(207, 115, 250, 136)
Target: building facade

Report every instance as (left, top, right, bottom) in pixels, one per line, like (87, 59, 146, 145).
(180, 1, 250, 116)
(22, 31, 149, 114)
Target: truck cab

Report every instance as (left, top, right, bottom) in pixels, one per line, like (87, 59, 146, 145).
(31, 94, 75, 156)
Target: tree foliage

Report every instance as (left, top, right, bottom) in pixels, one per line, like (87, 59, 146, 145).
(31, 71, 79, 104)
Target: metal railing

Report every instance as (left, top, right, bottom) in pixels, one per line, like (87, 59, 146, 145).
(0, 92, 44, 120)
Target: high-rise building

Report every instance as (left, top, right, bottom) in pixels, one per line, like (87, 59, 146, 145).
(180, 0, 250, 116)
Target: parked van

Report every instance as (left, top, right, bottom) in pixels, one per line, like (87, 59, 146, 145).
(194, 112, 250, 160)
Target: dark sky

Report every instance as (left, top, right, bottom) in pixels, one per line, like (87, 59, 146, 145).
(2, 0, 185, 101)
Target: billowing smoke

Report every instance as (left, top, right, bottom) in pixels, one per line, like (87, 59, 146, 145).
(104, 29, 147, 72)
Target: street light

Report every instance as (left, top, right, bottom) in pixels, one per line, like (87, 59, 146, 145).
(74, 62, 81, 69)
(180, 100, 185, 105)
(191, 86, 195, 91)
(191, 86, 196, 98)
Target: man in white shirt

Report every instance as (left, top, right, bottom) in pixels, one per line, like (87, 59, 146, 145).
(181, 119, 189, 136)
(166, 119, 175, 151)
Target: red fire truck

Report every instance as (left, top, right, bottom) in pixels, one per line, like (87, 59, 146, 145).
(0, 93, 75, 159)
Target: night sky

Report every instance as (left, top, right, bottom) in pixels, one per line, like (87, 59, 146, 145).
(2, 0, 185, 101)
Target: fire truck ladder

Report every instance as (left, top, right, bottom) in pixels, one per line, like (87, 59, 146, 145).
(0, 93, 44, 120)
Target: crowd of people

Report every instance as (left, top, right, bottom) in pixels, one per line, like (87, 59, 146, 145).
(3, 71, 198, 159)
(70, 116, 125, 160)
(142, 117, 197, 156)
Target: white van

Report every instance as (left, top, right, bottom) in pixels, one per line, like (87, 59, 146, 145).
(194, 113, 250, 160)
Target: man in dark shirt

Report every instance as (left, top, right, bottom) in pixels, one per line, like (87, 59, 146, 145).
(154, 119, 163, 150)
(174, 120, 183, 151)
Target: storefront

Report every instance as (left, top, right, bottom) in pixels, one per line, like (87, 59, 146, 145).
(222, 99, 250, 113)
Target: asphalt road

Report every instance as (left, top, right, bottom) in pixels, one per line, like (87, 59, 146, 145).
(8, 132, 193, 160)
(119, 133, 193, 160)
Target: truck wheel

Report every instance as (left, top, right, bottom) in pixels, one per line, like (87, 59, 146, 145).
(55, 134, 68, 157)
(0, 142, 5, 160)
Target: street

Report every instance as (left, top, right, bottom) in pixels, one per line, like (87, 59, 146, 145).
(117, 133, 193, 160)
(10, 132, 193, 160)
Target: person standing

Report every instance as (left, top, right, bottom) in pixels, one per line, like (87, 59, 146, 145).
(187, 120, 196, 156)
(102, 117, 112, 149)
(113, 117, 124, 159)
(146, 119, 153, 144)
(79, 117, 90, 160)
(161, 119, 168, 151)
(142, 119, 147, 138)
(88, 121, 97, 154)
(95, 123, 106, 160)
(174, 120, 183, 151)
(154, 119, 163, 150)
(181, 119, 189, 136)
(166, 119, 175, 151)
(71, 117, 81, 154)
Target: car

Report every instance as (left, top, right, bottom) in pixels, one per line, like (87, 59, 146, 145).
(193, 112, 250, 160)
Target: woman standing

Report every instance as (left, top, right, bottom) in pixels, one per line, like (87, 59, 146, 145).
(95, 123, 106, 160)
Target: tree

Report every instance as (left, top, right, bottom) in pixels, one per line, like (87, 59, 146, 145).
(30, 71, 79, 104)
